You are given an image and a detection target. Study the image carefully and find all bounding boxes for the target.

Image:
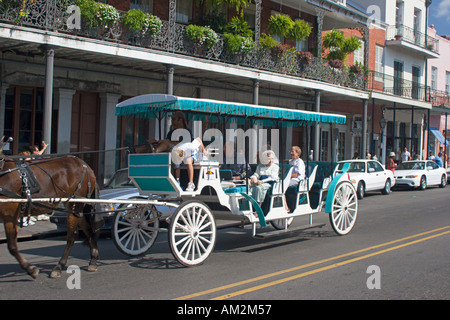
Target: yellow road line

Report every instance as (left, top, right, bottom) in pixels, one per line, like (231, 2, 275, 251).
(173, 226, 450, 300)
(212, 229, 450, 300)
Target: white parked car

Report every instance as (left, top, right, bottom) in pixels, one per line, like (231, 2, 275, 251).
(394, 160, 447, 190)
(338, 159, 395, 199)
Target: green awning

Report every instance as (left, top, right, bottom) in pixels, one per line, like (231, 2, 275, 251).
(116, 94, 346, 125)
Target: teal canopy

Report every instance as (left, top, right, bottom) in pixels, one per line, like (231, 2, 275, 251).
(115, 94, 346, 125)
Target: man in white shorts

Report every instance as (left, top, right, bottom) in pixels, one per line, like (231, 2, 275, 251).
(172, 137, 207, 191)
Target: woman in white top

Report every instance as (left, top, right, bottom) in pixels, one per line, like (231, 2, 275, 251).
(285, 146, 305, 212)
(250, 150, 279, 204)
(288, 146, 305, 187)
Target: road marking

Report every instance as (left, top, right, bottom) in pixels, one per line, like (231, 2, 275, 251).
(173, 226, 450, 300)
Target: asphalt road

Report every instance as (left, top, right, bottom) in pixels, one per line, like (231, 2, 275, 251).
(1, 186, 449, 303)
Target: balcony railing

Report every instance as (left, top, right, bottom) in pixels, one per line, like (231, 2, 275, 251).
(386, 24, 439, 54)
(0, 0, 366, 91)
(430, 90, 450, 109)
(368, 71, 430, 102)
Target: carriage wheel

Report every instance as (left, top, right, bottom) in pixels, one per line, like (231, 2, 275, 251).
(169, 201, 216, 267)
(329, 181, 358, 235)
(271, 217, 294, 230)
(112, 203, 159, 256)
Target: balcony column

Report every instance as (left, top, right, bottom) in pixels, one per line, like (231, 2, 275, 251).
(313, 90, 321, 161)
(254, 0, 262, 50)
(362, 99, 368, 158)
(315, 8, 325, 61)
(168, 0, 176, 51)
(0, 82, 9, 138)
(99, 93, 121, 185)
(55, 88, 76, 154)
(43, 45, 55, 154)
(165, 64, 175, 137)
(252, 79, 259, 105)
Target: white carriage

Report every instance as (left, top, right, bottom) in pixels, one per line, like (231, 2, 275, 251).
(111, 94, 358, 266)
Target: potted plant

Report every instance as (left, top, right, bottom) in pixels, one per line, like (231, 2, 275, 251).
(76, 0, 99, 28)
(96, 2, 119, 28)
(122, 9, 161, 36)
(223, 33, 255, 54)
(298, 51, 314, 66)
(329, 59, 344, 69)
(185, 24, 218, 49)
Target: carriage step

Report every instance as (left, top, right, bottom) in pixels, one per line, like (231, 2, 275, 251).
(254, 223, 326, 239)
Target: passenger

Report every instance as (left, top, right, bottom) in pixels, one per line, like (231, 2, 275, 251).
(29, 141, 48, 156)
(172, 137, 207, 191)
(250, 150, 279, 205)
(284, 146, 305, 212)
(148, 111, 193, 153)
(387, 152, 397, 173)
(221, 141, 250, 181)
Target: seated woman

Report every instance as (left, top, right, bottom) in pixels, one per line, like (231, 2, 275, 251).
(250, 150, 279, 205)
(221, 141, 251, 181)
(284, 146, 306, 212)
(172, 137, 207, 191)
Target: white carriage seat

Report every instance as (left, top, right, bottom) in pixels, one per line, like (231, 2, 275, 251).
(271, 165, 294, 195)
(297, 165, 318, 192)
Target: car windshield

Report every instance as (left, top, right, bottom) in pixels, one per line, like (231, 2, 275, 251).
(397, 162, 424, 170)
(338, 162, 365, 173)
(104, 170, 134, 188)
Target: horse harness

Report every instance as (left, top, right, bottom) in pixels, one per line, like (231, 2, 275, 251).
(0, 156, 92, 227)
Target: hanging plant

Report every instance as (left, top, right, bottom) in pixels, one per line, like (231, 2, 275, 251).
(268, 14, 293, 37)
(287, 19, 312, 42)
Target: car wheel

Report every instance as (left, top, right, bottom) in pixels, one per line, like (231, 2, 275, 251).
(439, 174, 446, 188)
(356, 181, 364, 199)
(381, 179, 391, 195)
(419, 176, 427, 190)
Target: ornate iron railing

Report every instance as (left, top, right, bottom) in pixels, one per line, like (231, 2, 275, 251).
(386, 24, 439, 54)
(0, 0, 366, 90)
(368, 70, 431, 102)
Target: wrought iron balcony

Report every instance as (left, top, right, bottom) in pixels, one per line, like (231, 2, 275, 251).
(430, 90, 450, 109)
(0, 0, 366, 91)
(368, 71, 430, 102)
(386, 24, 439, 54)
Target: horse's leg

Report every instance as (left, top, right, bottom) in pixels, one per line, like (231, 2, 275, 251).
(3, 212, 39, 279)
(50, 212, 79, 278)
(78, 213, 100, 272)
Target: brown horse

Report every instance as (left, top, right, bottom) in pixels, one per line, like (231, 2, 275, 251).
(0, 141, 101, 279)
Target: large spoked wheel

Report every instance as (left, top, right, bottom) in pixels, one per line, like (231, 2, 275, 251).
(329, 181, 358, 236)
(112, 203, 159, 256)
(169, 201, 216, 267)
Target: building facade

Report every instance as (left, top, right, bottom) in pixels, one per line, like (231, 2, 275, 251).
(0, 0, 444, 183)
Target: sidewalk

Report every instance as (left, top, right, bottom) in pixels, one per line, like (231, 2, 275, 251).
(0, 217, 63, 243)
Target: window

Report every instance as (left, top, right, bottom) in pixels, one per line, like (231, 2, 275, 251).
(353, 39, 364, 65)
(130, 0, 153, 13)
(176, 0, 193, 24)
(375, 45, 384, 80)
(337, 132, 345, 161)
(431, 67, 438, 92)
(394, 60, 404, 95)
(396, 1, 403, 29)
(446, 71, 450, 94)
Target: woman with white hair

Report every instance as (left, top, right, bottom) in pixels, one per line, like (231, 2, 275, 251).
(250, 150, 279, 204)
(387, 151, 397, 173)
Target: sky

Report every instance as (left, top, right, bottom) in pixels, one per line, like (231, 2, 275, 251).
(429, 0, 450, 36)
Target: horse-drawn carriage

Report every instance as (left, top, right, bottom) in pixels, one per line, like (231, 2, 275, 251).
(111, 94, 358, 266)
(0, 94, 358, 277)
